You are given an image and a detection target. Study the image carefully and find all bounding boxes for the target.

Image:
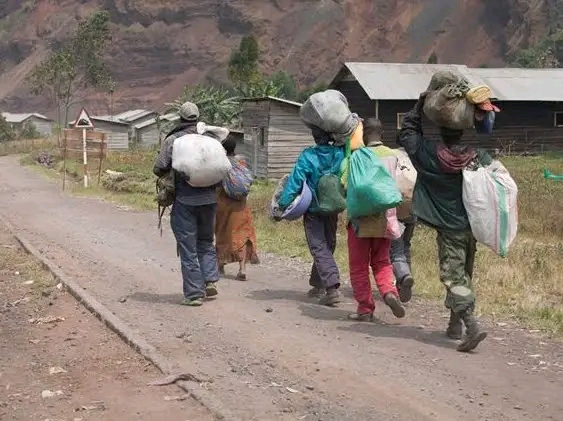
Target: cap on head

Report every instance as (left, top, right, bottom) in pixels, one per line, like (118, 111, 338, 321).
(178, 101, 199, 121)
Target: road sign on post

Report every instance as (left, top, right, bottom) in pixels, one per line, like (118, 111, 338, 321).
(73, 108, 95, 187)
(61, 129, 107, 191)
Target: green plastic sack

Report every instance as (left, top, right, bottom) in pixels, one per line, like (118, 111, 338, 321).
(316, 173, 346, 214)
(346, 148, 402, 219)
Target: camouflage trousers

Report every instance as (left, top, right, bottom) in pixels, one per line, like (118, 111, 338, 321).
(436, 229, 477, 314)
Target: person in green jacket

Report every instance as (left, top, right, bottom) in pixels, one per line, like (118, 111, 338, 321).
(397, 92, 492, 353)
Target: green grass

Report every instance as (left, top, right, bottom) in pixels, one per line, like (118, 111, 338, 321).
(18, 148, 563, 335)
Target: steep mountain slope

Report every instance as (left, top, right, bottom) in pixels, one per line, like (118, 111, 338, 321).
(0, 0, 554, 115)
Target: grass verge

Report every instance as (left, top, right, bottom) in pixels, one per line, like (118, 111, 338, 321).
(18, 148, 563, 335)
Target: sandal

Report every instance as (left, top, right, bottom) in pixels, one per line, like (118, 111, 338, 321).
(236, 272, 247, 281)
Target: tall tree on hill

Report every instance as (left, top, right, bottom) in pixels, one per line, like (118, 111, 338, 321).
(228, 35, 260, 88)
(27, 10, 114, 144)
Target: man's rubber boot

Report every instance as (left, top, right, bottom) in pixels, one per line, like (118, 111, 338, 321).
(446, 310, 463, 340)
(457, 308, 487, 352)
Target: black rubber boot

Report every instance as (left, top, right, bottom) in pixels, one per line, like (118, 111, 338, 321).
(446, 310, 463, 340)
(457, 307, 487, 352)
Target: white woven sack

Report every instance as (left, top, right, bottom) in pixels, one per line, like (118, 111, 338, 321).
(462, 160, 518, 257)
(172, 133, 232, 187)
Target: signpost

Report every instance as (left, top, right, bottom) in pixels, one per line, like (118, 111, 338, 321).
(73, 108, 95, 187)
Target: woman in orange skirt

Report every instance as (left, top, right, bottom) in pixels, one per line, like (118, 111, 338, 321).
(215, 135, 260, 280)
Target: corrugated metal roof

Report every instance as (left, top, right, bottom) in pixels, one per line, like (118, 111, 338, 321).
(68, 116, 129, 126)
(242, 96, 302, 107)
(333, 62, 488, 100)
(2, 112, 52, 123)
(134, 118, 159, 129)
(114, 109, 155, 122)
(471, 68, 563, 101)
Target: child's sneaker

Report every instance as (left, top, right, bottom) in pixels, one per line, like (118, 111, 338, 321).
(384, 293, 405, 318)
(205, 281, 218, 297)
(181, 298, 203, 307)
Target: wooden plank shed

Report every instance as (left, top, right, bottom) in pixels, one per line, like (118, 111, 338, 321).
(241, 96, 314, 179)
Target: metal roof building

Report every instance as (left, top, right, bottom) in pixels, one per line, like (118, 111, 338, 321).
(330, 62, 488, 100)
(471, 68, 563, 101)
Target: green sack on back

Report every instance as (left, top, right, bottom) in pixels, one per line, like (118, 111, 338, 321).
(316, 173, 346, 214)
(346, 148, 402, 219)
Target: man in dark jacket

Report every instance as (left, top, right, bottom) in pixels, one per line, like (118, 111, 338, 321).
(153, 102, 220, 306)
(397, 93, 492, 352)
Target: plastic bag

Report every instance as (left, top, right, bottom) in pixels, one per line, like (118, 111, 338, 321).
(462, 160, 518, 257)
(346, 148, 402, 219)
(395, 148, 417, 220)
(172, 133, 232, 187)
(223, 158, 253, 200)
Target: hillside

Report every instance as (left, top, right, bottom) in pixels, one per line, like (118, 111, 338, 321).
(0, 0, 555, 116)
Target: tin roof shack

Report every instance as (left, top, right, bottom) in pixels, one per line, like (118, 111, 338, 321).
(241, 97, 313, 179)
(328, 62, 487, 143)
(2, 112, 54, 137)
(68, 116, 129, 150)
(113, 109, 159, 147)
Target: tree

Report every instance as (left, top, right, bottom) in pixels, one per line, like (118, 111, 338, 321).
(166, 85, 242, 127)
(427, 52, 438, 64)
(267, 71, 297, 100)
(296, 82, 328, 102)
(0, 114, 15, 143)
(227, 35, 260, 87)
(27, 10, 114, 143)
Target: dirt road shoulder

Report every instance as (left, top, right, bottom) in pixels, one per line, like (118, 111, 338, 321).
(0, 224, 214, 421)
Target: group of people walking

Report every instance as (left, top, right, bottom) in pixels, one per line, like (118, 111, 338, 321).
(155, 90, 489, 353)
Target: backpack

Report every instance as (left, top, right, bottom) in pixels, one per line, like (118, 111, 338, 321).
(156, 170, 175, 236)
(316, 173, 346, 214)
(222, 159, 253, 200)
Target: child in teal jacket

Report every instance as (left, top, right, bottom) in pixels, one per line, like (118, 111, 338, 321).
(278, 127, 345, 306)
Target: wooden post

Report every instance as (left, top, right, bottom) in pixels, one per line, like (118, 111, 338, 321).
(97, 137, 104, 186)
(62, 133, 67, 191)
(82, 128, 88, 187)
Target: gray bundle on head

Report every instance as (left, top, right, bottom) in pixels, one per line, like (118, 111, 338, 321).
(300, 89, 359, 146)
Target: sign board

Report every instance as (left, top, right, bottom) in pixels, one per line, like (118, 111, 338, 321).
(61, 129, 107, 190)
(74, 107, 94, 129)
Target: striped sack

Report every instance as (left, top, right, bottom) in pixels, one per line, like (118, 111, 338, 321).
(462, 160, 518, 257)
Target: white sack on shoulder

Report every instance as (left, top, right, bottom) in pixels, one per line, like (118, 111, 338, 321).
(462, 160, 518, 257)
(172, 133, 232, 187)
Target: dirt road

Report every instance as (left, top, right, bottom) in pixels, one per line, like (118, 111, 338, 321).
(0, 223, 213, 421)
(0, 156, 562, 421)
